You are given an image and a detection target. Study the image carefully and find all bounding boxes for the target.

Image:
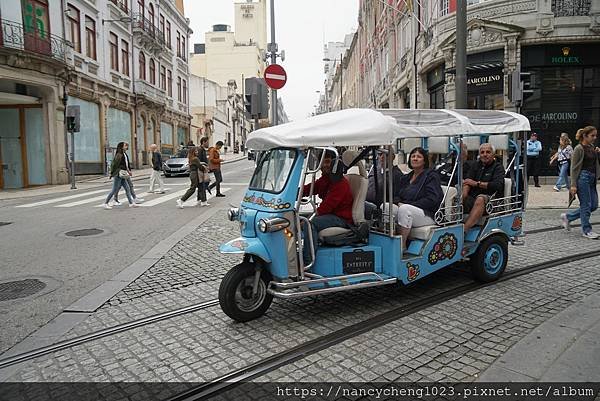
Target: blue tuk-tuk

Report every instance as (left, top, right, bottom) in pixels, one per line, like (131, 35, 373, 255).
(219, 109, 530, 322)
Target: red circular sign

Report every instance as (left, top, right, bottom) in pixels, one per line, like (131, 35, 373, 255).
(264, 64, 287, 90)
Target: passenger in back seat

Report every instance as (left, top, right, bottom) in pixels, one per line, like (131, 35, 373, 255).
(462, 143, 506, 233)
(391, 147, 443, 251)
(365, 150, 403, 219)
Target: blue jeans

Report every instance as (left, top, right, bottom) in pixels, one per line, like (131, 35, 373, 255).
(105, 176, 134, 205)
(555, 162, 570, 189)
(114, 175, 136, 202)
(566, 170, 598, 234)
(302, 214, 350, 264)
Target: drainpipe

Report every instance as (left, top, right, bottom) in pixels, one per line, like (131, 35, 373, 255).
(130, 0, 140, 168)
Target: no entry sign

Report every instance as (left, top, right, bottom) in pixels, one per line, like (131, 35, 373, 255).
(264, 64, 287, 90)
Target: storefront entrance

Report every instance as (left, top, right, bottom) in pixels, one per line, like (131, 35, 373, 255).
(521, 44, 600, 176)
(0, 105, 46, 189)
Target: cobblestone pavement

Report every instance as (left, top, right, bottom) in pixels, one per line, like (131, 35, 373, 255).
(3, 207, 600, 394)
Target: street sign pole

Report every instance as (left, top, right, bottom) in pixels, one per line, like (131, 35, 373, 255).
(70, 129, 76, 189)
(455, 0, 467, 109)
(270, 0, 277, 126)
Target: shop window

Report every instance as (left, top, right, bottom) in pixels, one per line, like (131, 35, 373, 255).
(85, 16, 96, 60)
(67, 3, 81, 53)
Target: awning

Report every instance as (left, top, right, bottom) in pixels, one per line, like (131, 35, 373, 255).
(446, 61, 504, 74)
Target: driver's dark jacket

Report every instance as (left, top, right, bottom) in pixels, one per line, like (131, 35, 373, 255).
(464, 159, 505, 198)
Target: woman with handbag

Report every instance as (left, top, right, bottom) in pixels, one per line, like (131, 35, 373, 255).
(176, 147, 209, 208)
(549, 133, 573, 192)
(103, 142, 137, 209)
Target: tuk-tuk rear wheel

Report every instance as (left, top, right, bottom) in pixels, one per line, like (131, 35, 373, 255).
(219, 262, 273, 322)
(470, 235, 508, 283)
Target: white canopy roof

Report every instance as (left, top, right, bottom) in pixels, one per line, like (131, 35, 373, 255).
(246, 108, 531, 150)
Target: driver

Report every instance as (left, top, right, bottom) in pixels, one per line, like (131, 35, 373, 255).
(462, 143, 505, 233)
(302, 150, 354, 263)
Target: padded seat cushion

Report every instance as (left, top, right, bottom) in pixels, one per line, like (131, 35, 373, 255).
(408, 225, 436, 240)
(318, 226, 352, 239)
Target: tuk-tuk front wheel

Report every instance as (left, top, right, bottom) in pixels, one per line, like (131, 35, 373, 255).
(219, 262, 273, 322)
(470, 236, 508, 283)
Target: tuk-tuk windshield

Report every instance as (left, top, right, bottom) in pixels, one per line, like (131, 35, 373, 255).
(249, 149, 297, 193)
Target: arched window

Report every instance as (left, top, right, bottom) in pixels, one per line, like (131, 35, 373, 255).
(139, 52, 146, 80)
(149, 58, 156, 85)
(148, 3, 155, 27)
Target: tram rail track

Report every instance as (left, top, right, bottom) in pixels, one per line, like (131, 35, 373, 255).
(0, 221, 594, 372)
(168, 248, 600, 401)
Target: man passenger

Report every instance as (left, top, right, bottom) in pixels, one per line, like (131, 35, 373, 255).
(302, 150, 354, 262)
(462, 143, 505, 233)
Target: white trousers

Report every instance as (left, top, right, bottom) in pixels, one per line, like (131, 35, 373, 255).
(149, 170, 164, 192)
(382, 203, 435, 229)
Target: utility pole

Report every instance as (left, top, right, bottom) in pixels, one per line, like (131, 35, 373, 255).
(340, 55, 343, 110)
(455, 0, 467, 109)
(269, 0, 278, 126)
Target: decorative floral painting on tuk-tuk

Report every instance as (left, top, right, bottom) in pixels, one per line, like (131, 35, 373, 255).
(511, 215, 523, 232)
(407, 262, 420, 281)
(428, 233, 458, 265)
(243, 194, 291, 210)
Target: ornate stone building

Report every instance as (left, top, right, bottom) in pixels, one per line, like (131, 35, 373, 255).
(327, 0, 599, 173)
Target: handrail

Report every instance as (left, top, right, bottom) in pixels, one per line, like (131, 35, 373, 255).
(132, 13, 167, 48)
(0, 18, 68, 63)
(109, 0, 128, 13)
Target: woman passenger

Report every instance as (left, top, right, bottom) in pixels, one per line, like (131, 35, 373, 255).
(561, 126, 600, 239)
(392, 147, 444, 251)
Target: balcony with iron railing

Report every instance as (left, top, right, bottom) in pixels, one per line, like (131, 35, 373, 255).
(0, 18, 68, 64)
(132, 14, 168, 50)
(135, 80, 166, 104)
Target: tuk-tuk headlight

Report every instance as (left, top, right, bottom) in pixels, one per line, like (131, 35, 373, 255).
(258, 217, 290, 233)
(227, 207, 240, 221)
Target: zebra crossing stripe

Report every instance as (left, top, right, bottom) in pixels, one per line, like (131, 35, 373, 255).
(16, 189, 107, 208)
(58, 192, 151, 208)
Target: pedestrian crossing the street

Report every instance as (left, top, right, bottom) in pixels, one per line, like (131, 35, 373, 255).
(15, 187, 231, 209)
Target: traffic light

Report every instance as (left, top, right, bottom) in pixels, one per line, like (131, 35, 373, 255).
(244, 77, 269, 119)
(508, 69, 534, 104)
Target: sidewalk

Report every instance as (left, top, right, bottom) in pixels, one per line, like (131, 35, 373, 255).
(0, 153, 247, 201)
(526, 184, 579, 209)
(478, 292, 600, 382)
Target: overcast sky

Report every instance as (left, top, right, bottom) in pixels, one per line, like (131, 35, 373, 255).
(183, 0, 359, 121)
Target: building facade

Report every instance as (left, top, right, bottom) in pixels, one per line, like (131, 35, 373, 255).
(66, 0, 192, 175)
(325, 0, 600, 174)
(0, 0, 70, 189)
(0, 0, 192, 189)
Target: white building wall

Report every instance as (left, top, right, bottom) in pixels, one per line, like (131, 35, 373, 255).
(234, 0, 267, 50)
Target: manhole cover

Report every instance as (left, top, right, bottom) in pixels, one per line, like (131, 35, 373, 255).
(0, 279, 46, 301)
(0, 222, 12, 227)
(65, 228, 104, 237)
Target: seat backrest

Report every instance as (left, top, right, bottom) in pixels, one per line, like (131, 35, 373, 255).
(342, 150, 368, 224)
(440, 185, 458, 223)
(346, 174, 368, 224)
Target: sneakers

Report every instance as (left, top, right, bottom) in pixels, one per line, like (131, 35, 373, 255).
(560, 213, 571, 231)
(176, 199, 184, 209)
(216, 193, 226, 197)
(201, 201, 210, 207)
(582, 231, 599, 239)
(553, 186, 560, 192)
(129, 203, 139, 208)
(103, 203, 112, 210)
(154, 190, 165, 194)
(134, 198, 145, 203)
(111, 200, 122, 206)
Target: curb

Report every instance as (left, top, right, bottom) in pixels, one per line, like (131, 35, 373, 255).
(0, 205, 223, 380)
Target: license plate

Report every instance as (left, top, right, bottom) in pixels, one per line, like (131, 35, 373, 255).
(342, 249, 375, 274)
